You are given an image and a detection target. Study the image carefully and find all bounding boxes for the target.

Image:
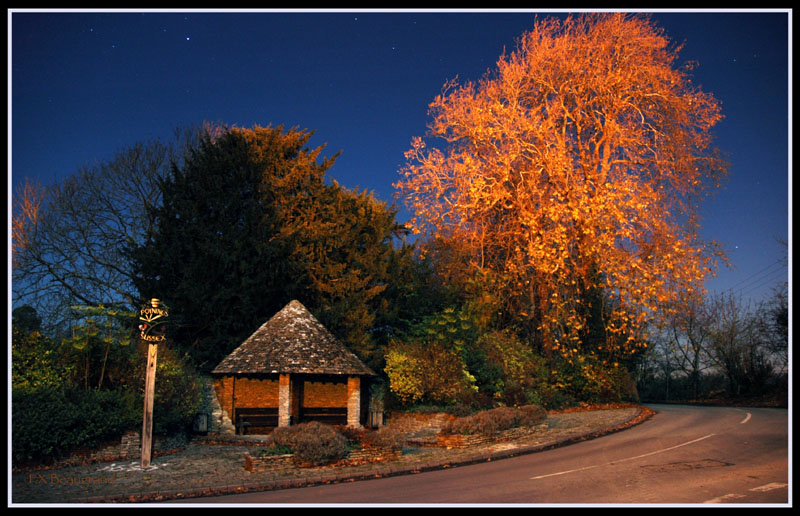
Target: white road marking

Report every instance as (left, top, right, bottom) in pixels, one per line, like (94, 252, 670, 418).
(740, 412, 752, 424)
(530, 464, 598, 479)
(530, 433, 716, 480)
(749, 482, 787, 492)
(703, 483, 787, 503)
(609, 433, 716, 464)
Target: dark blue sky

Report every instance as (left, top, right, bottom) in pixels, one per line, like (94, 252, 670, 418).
(9, 9, 790, 305)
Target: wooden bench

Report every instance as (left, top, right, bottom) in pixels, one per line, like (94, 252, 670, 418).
(300, 407, 348, 425)
(236, 408, 278, 435)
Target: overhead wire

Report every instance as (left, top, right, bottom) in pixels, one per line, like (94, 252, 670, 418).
(733, 268, 787, 299)
(721, 259, 787, 299)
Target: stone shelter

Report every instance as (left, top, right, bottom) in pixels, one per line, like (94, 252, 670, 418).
(211, 300, 376, 434)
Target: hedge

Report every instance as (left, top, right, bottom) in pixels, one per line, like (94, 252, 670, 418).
(12, 387, 140, 464)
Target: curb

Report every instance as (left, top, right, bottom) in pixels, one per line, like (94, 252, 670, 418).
(76, 406, 656, 504)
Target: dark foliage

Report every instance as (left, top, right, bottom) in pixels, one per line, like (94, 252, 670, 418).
(131, 126, 412, 370)
(12, 387, 139, 464)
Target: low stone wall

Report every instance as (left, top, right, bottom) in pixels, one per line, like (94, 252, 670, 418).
(45, 431, 187, 469)
(68, 431, 143, 462)
(436, 423, 549, 449)
(385, 412, 456, 446)
(243, 452, 295, 473)
(386, 412, 455, 432)
(338, 446, 402, 466)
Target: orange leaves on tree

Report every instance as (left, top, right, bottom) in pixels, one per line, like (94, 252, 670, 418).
(11, 178, 46, 267)
(395, 13, 727, 359)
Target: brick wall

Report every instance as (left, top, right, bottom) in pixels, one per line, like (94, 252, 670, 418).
(213, 376, 280, 417)
(303, 379, 347, 407)
(214, 374, 359, 427)
(235, 377, 280, 408)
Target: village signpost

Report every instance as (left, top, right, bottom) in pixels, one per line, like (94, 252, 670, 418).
(138, 298, 168, 468)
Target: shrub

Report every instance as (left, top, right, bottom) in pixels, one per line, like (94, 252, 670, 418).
(12, 387, 140, 465)
(360, 425, 403, 450)
(518, 404, 548, 425)
(269, 424, 304, 448)
(11, 343, 201, 466)
(479, 329, 539, 404)
(441, 404, 547, 436)
(522, 354, 638, 409)
(12, 327, 74, 393)
(269, 422, 349, 466)
(336, 425, 366, 444)
(129, 343, 203, 435)
(385, 338, 476, 406)
(13, 388, 78, 464)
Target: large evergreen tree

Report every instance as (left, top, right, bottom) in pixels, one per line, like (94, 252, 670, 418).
(131, 128, 285, 368)
(132, 125, 407, 370)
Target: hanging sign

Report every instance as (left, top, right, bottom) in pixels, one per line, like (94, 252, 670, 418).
(139, 298, 169, 342)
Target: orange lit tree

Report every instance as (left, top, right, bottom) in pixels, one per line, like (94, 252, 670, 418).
(396, 13, 727, 362)
(11, 178, 45, 268)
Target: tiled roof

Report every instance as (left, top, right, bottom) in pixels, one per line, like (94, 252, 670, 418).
(211, 300, 375, 376)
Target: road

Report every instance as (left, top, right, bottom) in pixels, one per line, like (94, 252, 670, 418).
(177, 404, 790, 505)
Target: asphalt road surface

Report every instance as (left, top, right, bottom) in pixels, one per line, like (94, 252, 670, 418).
(178, 404, 789, 505)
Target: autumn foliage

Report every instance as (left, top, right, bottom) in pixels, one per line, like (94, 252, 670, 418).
(11, 178, 45, 267)
(396, 13, 727, 361)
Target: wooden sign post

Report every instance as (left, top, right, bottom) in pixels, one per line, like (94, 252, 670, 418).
(138, 298, 168, 469)
(141, 341, 158, 468)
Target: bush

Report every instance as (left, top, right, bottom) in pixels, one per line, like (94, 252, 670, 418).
(11, 342, 201, 466)
(523, 354, 638, 409)
(360, 425, 403, 450)
(269, 422, 349, 466)
(441, 404, 547, 436)
(269, 424, 303, 448)
(518, 404, 548, 425)
(129, 343, 203, 435)
(12, 387, 140, 465)
(12, 327, 74, 392)
(385, 338, 476, 406)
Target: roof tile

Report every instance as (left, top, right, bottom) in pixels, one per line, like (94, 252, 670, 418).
(211, 300, 375, 376)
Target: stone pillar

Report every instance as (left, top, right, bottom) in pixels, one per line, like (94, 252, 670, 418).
(206, 377, 235, 435)
(347, 376, 361, 428)
(278, 373, 292, 426)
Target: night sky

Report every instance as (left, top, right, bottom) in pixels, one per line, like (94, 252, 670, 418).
(9, 9, 790, 305)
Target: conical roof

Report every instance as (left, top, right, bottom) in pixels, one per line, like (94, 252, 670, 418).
(211, 300, 375, 376)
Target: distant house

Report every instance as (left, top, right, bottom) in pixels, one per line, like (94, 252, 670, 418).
(211, 300, 376, 434)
